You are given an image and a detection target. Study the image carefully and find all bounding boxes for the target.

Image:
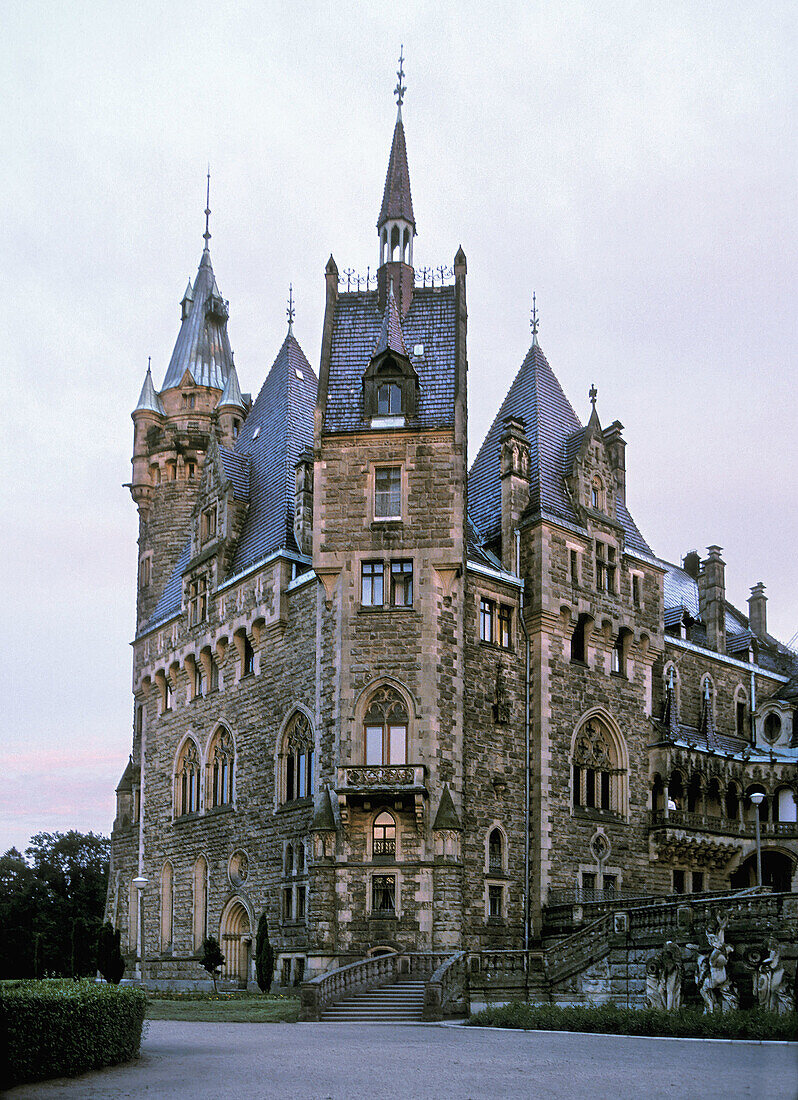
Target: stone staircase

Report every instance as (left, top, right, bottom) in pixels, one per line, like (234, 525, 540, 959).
(319, 978, 426, 1023)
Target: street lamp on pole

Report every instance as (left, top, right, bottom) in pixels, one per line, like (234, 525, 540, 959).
(132, 876, 148, 983)
(749, 790, 765, 888)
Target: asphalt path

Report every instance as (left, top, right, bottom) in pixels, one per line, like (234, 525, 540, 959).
(9, 1021, 798, 1099)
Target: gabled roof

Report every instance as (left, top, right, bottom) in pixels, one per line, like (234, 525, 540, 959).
(372, 282, 410, 360)
(324, 287, 456, 433)
(161, 246, 233, 391)
(231, 331, 317, 571)
(133, 364, 165, 415)
(378, 116, 415, 229)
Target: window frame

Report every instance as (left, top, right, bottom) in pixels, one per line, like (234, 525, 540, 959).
(361, 561, 384, 606)
(390, 560, 413, 607)
(480, 597, 495, 643)
(377, 381, 402, 416)
(373, 465, 402, 521)
(370, 873, 397, 917)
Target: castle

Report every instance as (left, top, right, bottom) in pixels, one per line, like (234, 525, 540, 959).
(108, 69, 798, 991)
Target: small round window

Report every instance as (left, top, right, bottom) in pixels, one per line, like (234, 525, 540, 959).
(228, 850, 249, 887)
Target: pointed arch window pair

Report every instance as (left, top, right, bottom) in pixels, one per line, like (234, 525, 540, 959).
(282, 712, 314, 803)
(364, 686, 408, 765)
(175, 728, 235, 817)
(572, 718, 626, 815)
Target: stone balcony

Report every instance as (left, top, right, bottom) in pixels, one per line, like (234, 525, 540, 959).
(336, 764, 427, 826)
(647, 808, 798, 869)
(648, 808, 798, 839)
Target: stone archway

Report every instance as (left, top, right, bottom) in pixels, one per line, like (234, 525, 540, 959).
(220, 900, 252, 987)
(729, 850, 795, 893)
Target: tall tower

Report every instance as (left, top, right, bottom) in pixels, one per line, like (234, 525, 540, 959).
(376, 47, 416, 316)
(127, 181, 237, 629)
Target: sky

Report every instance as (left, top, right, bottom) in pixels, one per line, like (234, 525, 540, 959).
(1, 1, 795, 855)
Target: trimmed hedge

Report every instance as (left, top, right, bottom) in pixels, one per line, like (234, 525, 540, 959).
(467, 1002, 798, 1041)
(0, 979, 147, 1087)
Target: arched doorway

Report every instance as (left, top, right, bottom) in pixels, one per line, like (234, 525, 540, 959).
(220, 900, 252, 987)
(729, 851, 795, 893)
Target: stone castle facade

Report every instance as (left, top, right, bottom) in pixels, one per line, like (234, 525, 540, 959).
(107, 83, 798, 990)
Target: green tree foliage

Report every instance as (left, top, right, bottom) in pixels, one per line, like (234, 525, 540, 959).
(0, 832, 110, 979)
(200, 936, 225, 992)
(97, 922, 125, 984)
(255, 911, 274, 992)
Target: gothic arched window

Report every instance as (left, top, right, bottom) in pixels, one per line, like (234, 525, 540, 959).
(572, 718, 627, 816)
(364, 686, 408, 765)
(488, 828, 504, 874)
(372, 811, 396, 857)
(175, 738, 201, 817)
(208, 727, 234, 808)
(282, 712, 314, 803)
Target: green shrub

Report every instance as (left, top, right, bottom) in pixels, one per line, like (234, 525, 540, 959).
(96, 922, 125, 985)
(200, 936, 225, 993)
(0, 979, 147, 1087)
(467, 1001, 798, 1041)
(255, 912, 274, 993)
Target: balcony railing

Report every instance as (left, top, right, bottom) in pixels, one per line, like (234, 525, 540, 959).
(648, 808, 798, 838)
(373, 838, 396, 857)
(337, 764, 426, 791)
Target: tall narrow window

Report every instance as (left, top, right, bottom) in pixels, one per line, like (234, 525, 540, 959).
(374, 466, 401, 519)
(236, 633, 254, 678)
(282, 712, 314, 802)
(193, 855, 208, 950)
(736, 699, 747, 737)
(488, 884, 504, 919)
(176, 739, 201, 816)
(390, 561, 413, 606)
(570, 548, 579, 585)
(372, 874, 396, 915)
(208, 728, 234, 808)
(572, 718, 625, 814)
(632, 574, 641, 607)
(362, 561, 384, 606)
(160, 862, 173, 953)
(194, 660, 205, 699)
(480, 598, 495, 643)
(364, 686, 408, 765)
(570, 615, 591, 664)
(201, 507, 217, 542)
(188, 575, 208, 626)
(377, 382, 402, 415)
(498, 606, 512, 649)
(591, 476, 603, 511)
(595, 542, 616, 593)
(488, 829, 503, 874)
(373, 812, 396, 857)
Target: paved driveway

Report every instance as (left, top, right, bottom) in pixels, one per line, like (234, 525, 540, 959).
(9, 1022, 797, 1099)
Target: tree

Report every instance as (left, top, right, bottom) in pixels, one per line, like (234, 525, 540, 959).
(255, 912, 274, 992)
(97, 922, 126, 984)
(200, 936, 225, 993)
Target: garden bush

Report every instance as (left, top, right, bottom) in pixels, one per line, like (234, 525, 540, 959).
(467, 1001, 798, 1041)
(0, 979, 147, 1087)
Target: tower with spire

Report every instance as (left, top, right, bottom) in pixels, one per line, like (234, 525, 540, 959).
(377, 47, 416, 316)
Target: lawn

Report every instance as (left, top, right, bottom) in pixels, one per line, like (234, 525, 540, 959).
(146, 993, 300, 1023)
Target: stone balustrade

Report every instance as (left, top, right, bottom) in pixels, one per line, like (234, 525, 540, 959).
(300, 951, 452, 1021)
(424, 951, 467, 1020)
(649, 808, 798, 838)
(336, 764, 426, 791)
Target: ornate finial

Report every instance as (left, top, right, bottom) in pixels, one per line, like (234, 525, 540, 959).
(203, 166, 211, 246)
(287, 284, 295, 333)
(394, 46, 406, 113)
(147, 355, 151, 374)
(530, 292, 539, 343)
(589, 383, 598, 410)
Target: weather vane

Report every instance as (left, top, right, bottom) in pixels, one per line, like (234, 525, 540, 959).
(589, 383, 598, 410)
(394, 46, 406, 110)
(203, 166, 211, 246)
(530, 291, 539, 340)
(287, 284, 295, 333)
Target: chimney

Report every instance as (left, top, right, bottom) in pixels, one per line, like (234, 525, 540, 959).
(294, 449, 314, 556)
(602, 421, 626, 503)
(698, 546, 726, 653)
(683, 551, 700, 579)
(748, 582, 767, 638)
(500, 416, 530, 572)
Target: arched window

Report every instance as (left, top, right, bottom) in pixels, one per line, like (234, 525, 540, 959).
(373, 811, 396, 857)
(281, 712, 314, 803)
(570, 614, 592, 664)
(207, 727, 234, 808)
(725, 783, 740, 821)
(128, 879, 139, 952)
(175, 739, 201, 816)
(364, 686, 408, 765)
(611, 629, 632, 677)
(763, 712, 782, 743)
(488, 828, 504, 873)
(160, 862, 173, 953)
(192, 855, 208, 951)
(591, 476, 603, 511)
(572, 716, 627, 816)
(734, 685, 749, 738)
(390, 224, 400, 261)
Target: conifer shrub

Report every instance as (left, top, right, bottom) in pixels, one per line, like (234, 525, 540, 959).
(255, 912, 274, 992)
(200, 936, 225, 993)
(467, 1001, 798, 1041)
(0, 979, 147, 1088)
(96, 922, 126, 985)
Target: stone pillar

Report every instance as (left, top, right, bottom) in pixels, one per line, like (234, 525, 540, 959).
(748, 582, 767, 638)
(294, 449, 314, 556)
(698, 546, 726, 654)
(602, 420, 626, 503)
(500, 416, 530, 573)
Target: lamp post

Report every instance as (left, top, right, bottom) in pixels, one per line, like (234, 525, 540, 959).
(132, 876, 148, 983)
(749, 790, 765, 888)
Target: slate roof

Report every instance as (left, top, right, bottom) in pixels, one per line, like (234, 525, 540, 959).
(219, 446, 250, 502)
(149, 539, 191, 628)
(372, 283, 410, 359)
(378, 115, 415, 229)
(324, 287, 456, 433)
(161, 246, 233, 391)
(134, 364, 165, 415)
(467, 341, 653, 558)
(219, 361, 246, 410)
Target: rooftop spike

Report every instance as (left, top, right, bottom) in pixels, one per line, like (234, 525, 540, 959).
(134, 357, 165, 415)
(218, 356, 245, 410)
(394, 45, 406, 120)
(203, 166, 211, 247)
(530, 292, 539, 346)
(372, 278, 410, 360)
(287, 284, 295, 335)
(589, 383, 598, 411)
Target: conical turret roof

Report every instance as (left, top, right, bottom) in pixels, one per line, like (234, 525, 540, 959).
(161, 246, 234, 391)
(218, 359, 245, 410)
(133, 363, 165, 415)
(378, 115, 415, 230)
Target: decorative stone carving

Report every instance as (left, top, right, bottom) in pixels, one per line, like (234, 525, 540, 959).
(573, 722, 612, 770)
(590, 830, 610, 864)
(745, 937, 794, 1015)
(493, 662, 510, 724)
(694, 912, 738, 1013)
(646, 941, 685, 1010)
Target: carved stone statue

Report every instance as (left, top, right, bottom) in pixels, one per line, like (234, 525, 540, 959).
(646, 940, 685, 1010)
(746, 937, 794, 1015)
(695, 913, 738, 1013)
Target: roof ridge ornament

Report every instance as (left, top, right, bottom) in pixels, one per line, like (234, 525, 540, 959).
(287, 284, 295, 335)
(203, 165, 211, 247)
(589, 383, 598, 411)
(394, 45, 406, 119)
(530, 291, 539, 346)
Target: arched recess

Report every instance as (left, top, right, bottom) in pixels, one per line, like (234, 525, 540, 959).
(206, 725, 235, 808)
(353, 678, 417, 766)
(485, 823, 507, 873)
(733, 684, 749, 738)
(276, 707, 315, 805)
(174, 735, 202, 817)
(160, 862, 173, 953)
(219, 896, 253, 986)
(371, 809, 397, 859)
(729, 848, 796, 893)
(570, 710, 629, 817)
(192, 854, 209, 952)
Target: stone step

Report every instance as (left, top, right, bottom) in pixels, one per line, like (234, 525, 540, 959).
(319, 980, 426, 1023)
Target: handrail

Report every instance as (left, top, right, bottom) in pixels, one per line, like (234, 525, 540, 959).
(424, 951, 466, 1020)
(299, 951, 454, 1021)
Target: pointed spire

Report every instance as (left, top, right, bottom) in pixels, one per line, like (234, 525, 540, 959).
(699, 679, 718, 751)
(432, 784, 462, 831)
(134, 357, 165, 415)
(394, 45, 406, 120)
(203, 166, 211, 248)
(287, 284, 295, 335)
(372, 279, 410, 360)
(662, 666, 679, 741)
(218, 356, 245, 410)
(378, 50, 415, 231)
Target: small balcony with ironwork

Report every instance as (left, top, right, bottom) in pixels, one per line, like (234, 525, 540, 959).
(336, 764, 427, 827)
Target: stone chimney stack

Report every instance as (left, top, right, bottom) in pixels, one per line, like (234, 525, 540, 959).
(294, 449, 314, 556)
(683, 551, 700, 580)
(500, 416, 530, 572)
(748, 582, 767, 638)
(602, 420, 626, 503)
(698, 546, 726, 653)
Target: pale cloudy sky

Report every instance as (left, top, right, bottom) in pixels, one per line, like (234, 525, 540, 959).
(1, 2, 795, 854)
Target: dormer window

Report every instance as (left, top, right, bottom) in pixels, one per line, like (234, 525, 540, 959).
(201, 507, 217, 543)
(377, 382, 402, 416)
